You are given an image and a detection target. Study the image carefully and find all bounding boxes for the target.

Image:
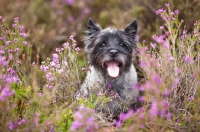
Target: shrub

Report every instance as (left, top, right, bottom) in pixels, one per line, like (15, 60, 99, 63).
(0, 3, 199, 132)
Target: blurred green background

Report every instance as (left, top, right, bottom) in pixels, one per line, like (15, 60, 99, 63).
(1, 0, 200, 62)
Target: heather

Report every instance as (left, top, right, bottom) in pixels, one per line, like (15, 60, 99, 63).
(0, 1, 200, 132)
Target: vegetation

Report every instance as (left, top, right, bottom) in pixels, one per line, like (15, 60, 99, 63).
(0, 1, 200, 131)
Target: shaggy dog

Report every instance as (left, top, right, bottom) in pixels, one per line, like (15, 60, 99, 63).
(78, 18, 140, 116)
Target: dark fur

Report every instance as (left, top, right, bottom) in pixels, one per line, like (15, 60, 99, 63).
(79, 18, 140, 116)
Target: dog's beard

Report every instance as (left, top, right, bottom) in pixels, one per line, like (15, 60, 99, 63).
(93, 51, 132, 78)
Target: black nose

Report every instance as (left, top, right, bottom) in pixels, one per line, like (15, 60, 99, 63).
(110, 49, 118, 57)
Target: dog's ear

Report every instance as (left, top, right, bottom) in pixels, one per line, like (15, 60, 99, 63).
(124, 20, 137, 38)
(87, 18, 101, 36)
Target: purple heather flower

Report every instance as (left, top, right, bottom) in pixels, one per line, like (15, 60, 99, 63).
(0, 56, 7, 65)
(69, 35, 74, 40)
(14, 48, 20, 53)
(38, 92, 43, 97)
(86, 117, 94, 125)
(165, 3, 170, 7)
(50, 61, 56, 67)
(114, 120, 122, 128)
(9, 54, 14, 60)
(183, 30, 187, 34)
(55, 48, 61, 52)
(20, 33, 27, 37)
(149, 101, 158, 118)
(163, 90, 170, 96)
(0, 36, 4, 40)
(170, 12, 174, 15)
(0, 50, 5, 54)
(46, 72, 52, 80)
(32, 62, 36, 66)
(70, 120, 82, 130)
(150, 43, 156, 49)
(23, 41, 28, 45)
(52, 53, 59, 61)
(34, 113, 39, 126)
(14, 38, 18, 43)
(97, 92, 103, 96)
(19, 26, 24, 32)
(0, 16, 2, 19)
(139, 61, 147, 68)
(62, 42, 69, 48)
(74, 111, 83, 120)
(12, 24, 17, 27)
(139, 113, 145, 119)
(139, 96, 144, 102)
(53, 98, 56, 103)
(153, 74, 162, 85)
(8, 121, 16, 130)
(184, 55, 193, 64)
(172, 78, 180, 88)
(2, 18, 6, 23)
(17, 119, 26, 125)
(44, 66, 49, 72)
(194, 31, 198, 37)
(6, 41, 11, 45)
(57, 69, 64, 73)
(119, 110, 133, 122)
(160, 26, 164, 30)
(163, 40, 169, 49)
(64, 0, 75, 5)
(68, 16, 74, 22)
(14, 17, 19, 23)
(8, 49, 12, 53)
(156, 8, 165, 14)
(83, 7, 91, 14)
(62, 61, 68, 66)
(75, 47, 81, 52)
(40, 65, 45, 70)
(132, 83, 139, 90)
(5, 30, 9, 34)
(166, 112, 171, 121)
(0, 86, 15, 101)
(174, 9, 179, 14)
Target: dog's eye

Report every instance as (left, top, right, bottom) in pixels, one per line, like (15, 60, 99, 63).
(120, 43, 125, 47)
(101, 43, 106, 46)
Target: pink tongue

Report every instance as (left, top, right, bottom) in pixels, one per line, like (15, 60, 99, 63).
(106, 61, 119, 78)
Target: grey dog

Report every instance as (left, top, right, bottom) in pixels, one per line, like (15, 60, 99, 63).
(78, 18, 140, 116)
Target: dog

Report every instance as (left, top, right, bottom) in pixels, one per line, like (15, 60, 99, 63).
(78, 18, 140, 116)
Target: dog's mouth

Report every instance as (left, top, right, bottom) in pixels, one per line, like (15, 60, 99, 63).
(106, 61, 121, 78)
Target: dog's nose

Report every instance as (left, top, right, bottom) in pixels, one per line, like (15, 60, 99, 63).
(110, 50, 118, 57)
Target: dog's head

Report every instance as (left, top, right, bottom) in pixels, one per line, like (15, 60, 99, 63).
(84, 18, 137, 78)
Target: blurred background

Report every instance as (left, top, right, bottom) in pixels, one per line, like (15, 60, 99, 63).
(1, 0, 200, 62)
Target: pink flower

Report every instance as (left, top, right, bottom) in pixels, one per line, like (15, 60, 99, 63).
(174, 9, 179, 14)
(149, 101, 158, 118)
(6, 41, 11, 45)
(165, 3, 170, 7)
(153, 74, 162, 85)
(160, 26, 164, 30)
(34, 113, 39, 126)
(163, 40, 169, 48)
(14, 38, 18, 42)
(14, 17, 19, 23)
(150, 43, 156, 49)
(70, 121, 82, 130)
(120, 110, 133, 122)
(64, 0, 75, 5)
